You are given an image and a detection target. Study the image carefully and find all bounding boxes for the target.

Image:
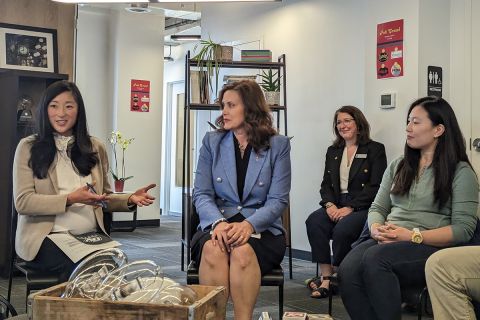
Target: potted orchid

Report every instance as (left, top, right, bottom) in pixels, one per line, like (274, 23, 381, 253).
(109, 131, 134, 192)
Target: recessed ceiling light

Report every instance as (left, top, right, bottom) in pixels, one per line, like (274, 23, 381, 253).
(171, 34, 201, 41)
(52, 0, 148, 3)
(125, 3, 151, 13)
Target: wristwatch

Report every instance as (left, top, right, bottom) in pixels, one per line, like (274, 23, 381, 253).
(325, 202, 334, 209)
(411, 228, 423, 244)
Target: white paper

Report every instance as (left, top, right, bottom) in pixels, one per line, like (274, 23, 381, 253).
(47, 232, 121, 263)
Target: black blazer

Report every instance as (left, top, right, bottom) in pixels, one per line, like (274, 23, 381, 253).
(319, 140, 387, 211)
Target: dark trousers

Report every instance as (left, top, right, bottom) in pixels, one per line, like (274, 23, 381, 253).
(305, 194, 367, 266)
(338, 239, 440, 320)
(24, 238, 78, 283)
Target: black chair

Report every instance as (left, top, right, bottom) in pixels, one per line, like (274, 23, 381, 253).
(7, 207, 62, 305)
(186, 204, 291, 318)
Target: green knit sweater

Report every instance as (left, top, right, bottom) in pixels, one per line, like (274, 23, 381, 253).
(368, 157, 479, 245)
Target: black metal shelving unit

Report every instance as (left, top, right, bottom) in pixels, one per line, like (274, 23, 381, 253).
(180, 51, 289, 272)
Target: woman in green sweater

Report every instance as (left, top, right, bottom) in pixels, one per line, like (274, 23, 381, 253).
(338, 96, 479, 320)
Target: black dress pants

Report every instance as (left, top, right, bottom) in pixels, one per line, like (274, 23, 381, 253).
(24, 238, 78, 283)
(338, 239, 440, 320)
(305, 194, 367, 266)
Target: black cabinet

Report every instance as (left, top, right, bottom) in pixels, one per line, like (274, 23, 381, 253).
(0, 69, 68, 277)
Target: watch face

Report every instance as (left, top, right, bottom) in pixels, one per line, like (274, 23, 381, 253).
(412, 235, 423, 243)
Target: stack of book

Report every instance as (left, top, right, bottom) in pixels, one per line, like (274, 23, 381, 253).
(241, 50, 272, 62)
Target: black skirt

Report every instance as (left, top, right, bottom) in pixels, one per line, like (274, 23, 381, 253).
(191, 213, 286, 275)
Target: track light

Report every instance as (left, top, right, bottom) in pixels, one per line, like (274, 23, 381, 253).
(171, 35, 201, 41)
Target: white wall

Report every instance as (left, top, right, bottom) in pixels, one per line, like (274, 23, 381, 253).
(201, 0, 366, 251)
(76, 6, 113, 142)
(76, 7, 164, 221)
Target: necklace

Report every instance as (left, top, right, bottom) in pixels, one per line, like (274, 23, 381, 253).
(418, 165, 428, 179)
(238, 143, 248, 158)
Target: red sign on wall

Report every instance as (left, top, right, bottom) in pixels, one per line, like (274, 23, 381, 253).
(377, 19, 404, 79)
(131, 79, 150, 112)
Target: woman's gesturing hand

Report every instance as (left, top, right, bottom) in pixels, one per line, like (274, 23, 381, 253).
(128, 183, 156, 207)
(67, 182, 108, 207)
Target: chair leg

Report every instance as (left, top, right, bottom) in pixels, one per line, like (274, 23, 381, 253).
(279, 284, 284, 318)
(7, 267, 13, 303)
(288, 246, 293, 279)
(328, 288, 333, 316)
(181, 243, 185, 271)
(316, 262, 319, 278)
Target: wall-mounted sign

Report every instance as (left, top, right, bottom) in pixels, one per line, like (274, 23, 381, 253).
(377, 19, 404, 79)
(131, 79, 150, 112)
(427, 66, 442, 97)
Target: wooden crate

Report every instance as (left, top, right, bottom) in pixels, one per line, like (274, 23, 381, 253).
(31, 283, 227, 320)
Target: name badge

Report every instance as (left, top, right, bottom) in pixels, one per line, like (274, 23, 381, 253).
(355, 154, 367, 159)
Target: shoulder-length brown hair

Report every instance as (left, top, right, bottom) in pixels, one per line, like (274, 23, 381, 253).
(215, 80, 277, 151)
(332, 105, 371, 147)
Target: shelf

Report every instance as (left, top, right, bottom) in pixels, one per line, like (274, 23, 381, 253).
(188, 59, 284, 69)
(188, 103, 285, 111)
(0, 68, 67, 80)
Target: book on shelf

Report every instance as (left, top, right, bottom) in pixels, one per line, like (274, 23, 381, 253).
(241, 50, 272, 62)
(223, 74, 257, 84)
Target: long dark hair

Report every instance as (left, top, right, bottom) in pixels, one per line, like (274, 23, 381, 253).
(332, 105, 371, 147)
(391, 96, 472, 208)
(215, 80, 277, 151)
(29, 80, 98, 178)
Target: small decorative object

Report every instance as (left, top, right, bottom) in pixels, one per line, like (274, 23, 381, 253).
(0, 22, 58, 73)
(259, 69, 281, 105)
(193, 37, 233, 95)
(241, 49, 272, 62)
(109, 131, 134, 192)
(282, 312, 308, 320)
(16, 94, 34, 123)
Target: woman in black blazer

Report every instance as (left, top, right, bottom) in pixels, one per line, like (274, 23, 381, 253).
(305, 105, 387, 298)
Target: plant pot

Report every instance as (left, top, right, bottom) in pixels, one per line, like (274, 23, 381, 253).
(264, 91, 280, 106)
(114, 180, 125, 193)
(214, 45, 233, 61)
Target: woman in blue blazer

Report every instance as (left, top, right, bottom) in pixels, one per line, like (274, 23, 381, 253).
(192, 80, 291, 320)
(305, 106, 387, 298)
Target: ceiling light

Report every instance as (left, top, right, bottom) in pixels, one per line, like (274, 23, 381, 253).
(171, 34, 201, 41)
(158, 0, 281, 1)
(125, 3, 151, 13)
(53, 0, 279, 2)
(52, 0, 148, 3)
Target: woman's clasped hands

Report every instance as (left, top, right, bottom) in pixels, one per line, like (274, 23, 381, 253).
(211, 220, 254, 252)
(370, 223, 413, 243)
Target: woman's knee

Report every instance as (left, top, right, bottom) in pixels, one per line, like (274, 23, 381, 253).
(201, 240, 228, 267)
(230, 244, 257, 269)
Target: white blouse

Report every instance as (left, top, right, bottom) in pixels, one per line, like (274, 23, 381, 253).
(339, 146, 357, 194)
(51, 134, 97, 235)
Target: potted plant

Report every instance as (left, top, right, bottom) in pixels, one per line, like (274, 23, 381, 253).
(259, 69, 281, 105)
(109, 131, 134, 192)
(193, 37, 233, 97)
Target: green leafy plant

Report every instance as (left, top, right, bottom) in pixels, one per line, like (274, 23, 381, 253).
(259, 69, 281, 92)
(109, 131, 134, 182)
(193, 38, 229, 94)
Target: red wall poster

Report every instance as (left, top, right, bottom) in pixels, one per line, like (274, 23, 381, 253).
(377, 19, 404, 79)
(131, 79, 150, 112)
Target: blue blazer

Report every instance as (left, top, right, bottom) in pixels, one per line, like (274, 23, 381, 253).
(193, 131, 291, 235)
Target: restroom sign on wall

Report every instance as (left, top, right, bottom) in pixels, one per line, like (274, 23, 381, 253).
(427, 66, 442, 98)
(131, 79, 150, 112)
